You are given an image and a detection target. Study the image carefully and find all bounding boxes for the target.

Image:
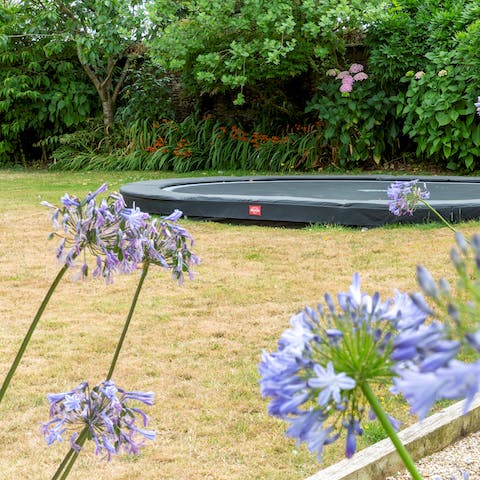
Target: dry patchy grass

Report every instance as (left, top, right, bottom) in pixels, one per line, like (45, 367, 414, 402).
(1, 170, 479, 480)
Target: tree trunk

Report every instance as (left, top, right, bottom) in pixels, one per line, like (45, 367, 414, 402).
(56, 2, 133, 150)
(76, 45, 131, 151)
(99, 89, 114, 151)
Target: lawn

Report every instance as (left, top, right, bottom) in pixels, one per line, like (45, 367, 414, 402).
(1, 170, 478, 480)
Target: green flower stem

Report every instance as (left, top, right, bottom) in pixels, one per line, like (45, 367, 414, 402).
(51, 427, 89, 480)
(0, 263, 69, 406)
(106, 261, 150, 381)
(360, 382, 423, 480)
(420, 199, 456, 233)
(50, 262, 150, 480)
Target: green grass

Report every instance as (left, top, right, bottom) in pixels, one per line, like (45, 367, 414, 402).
(1, 169, 479, 480)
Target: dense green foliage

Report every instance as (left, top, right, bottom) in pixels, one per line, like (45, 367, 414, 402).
(0, 2, 96, 165)
(397, 52, 480, 170)
(1, 0, 480, 172)
(50, 116, 324, 172)
(148, 0, 383, 105)
(365, 0, 480, 170)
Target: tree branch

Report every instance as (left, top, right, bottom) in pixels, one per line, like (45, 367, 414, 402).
(55, 1, 87, 32)
(76, 43, 103, 97)
(112, 56, 131, 107)
(100, 57, 116, 90)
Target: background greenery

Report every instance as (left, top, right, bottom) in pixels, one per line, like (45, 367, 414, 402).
(1, 0, 480, 172)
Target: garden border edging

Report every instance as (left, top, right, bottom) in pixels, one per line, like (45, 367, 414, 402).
(306, 396, 480, 480)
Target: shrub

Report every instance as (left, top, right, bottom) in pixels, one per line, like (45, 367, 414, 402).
(396, 51, 480, 170)
(305, 65, 397, 167)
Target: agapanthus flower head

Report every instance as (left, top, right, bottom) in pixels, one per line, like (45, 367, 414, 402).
(42, 380, 155, 460)
(259, 274, 408, 461)
(391, 232, 480, 419)
(42, 186, 198, 284)
(387, 179, 430, 216)
(475, 96, 480, 116)
(42, 185, 140, 281)
(140, 209, 200, 284)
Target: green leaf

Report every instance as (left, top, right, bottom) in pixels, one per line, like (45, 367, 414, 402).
(472, 125, 480, 147)
(429, 137, 442, 155)
(464, 155, 474, 169)
(435, 112, 451, 126)
(443, 143, 452, 158)
(446, 161, 458, 170)
(340, 132, 350, 146)
(449, 110, 459, 122)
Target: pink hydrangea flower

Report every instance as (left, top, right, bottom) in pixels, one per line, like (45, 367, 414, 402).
(353, 72, 368, 81)
(414, 71, 425, 79)
(336, 70, 351, 79)
(349, 63, 364, 74)
(339, 82, 353, 93)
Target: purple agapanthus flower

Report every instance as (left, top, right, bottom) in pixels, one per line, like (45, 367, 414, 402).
(139, 211, 200, 284)
(475, 96, 480, 116)
(387, 180, 430, 216)
(389, 232, 480, 421)
(344, 418, 362, 458)
(392, 367, 447, 419)
(259, 274, 410, 462)
(383, 290, 429, 330)
(42, 380, 155, 460)
(120, 206, 150, 232)
(393, 360, 480, 419)
(42, 187, 198, 284)
(308, 362, 356, 405)
(42, 185, 140, 281)
(260, 254, 480, 465)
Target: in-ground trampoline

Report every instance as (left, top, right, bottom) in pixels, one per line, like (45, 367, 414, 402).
(119, 175, 480, 227)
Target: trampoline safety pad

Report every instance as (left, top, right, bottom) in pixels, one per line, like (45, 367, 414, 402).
(119, 175, 480, 227)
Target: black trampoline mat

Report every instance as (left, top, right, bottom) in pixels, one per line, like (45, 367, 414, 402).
(120, 175, 480, 227)
(165, 179, 480, 202)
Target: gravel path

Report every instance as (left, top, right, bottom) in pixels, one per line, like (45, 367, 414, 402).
(386, 431, 480, 479)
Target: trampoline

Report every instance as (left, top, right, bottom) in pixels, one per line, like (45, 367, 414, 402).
(119, 175, 480, 227)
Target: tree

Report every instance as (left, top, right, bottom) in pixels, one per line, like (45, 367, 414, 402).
(46, 0, 152, 145)
(1, 0, 153, 156)
(147, 0, 388, 106)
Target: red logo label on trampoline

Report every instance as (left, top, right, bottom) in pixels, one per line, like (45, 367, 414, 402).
(249, 205, 262, 216)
